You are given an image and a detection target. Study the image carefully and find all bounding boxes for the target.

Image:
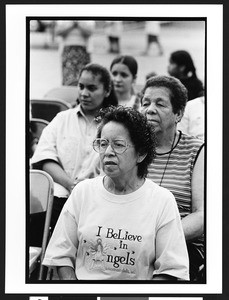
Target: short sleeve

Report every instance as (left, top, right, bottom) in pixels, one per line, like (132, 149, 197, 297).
(31, 114, 62, 165)
(42, 195, 79, 268)
(154, 193, 190, 280)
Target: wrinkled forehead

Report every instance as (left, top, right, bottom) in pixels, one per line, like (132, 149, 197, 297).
(101, 120, 128, 134)
(142, 86, 172, 101)
(100, 121, 131, 140)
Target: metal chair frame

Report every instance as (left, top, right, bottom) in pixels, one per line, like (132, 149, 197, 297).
(29, 169, 54, 280)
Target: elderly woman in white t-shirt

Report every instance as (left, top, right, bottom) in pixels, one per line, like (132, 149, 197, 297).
(42, 106, 189, 281)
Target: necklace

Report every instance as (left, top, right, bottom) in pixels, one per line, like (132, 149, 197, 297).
(159, 132, 177, 186)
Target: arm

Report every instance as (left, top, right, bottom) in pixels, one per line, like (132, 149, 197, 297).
(32, 115, 76, 192)
(182, 146, 204, 241)
(57, 266, 77, 280)
(55, 21, 77, 38)
(77, 21, 95, 39)
(153, 195, 189, 281)
(42, 160, 75, 193)
(42, 202, 79, 277)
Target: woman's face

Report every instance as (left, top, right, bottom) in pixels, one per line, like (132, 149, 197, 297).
(167, 59, 183, 78)
(78, 70, 109, 114)
(99, 121, 140, 180)
(111, 63, 135, 94)
(141, 86, 179, 135)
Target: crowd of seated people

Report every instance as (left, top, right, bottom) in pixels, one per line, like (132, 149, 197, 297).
(30, 48, 205, 282)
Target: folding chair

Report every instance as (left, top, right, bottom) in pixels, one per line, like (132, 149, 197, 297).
(44, 86, 79, 107)
(29, 169, 54, 280)
(30, 118, 49, 140)
(31, 98, 71, 122)
(29, 118, 49, 158)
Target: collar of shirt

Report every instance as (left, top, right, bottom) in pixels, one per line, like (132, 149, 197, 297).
(75, 104, 89, 119)
(75, 104, 97, 126)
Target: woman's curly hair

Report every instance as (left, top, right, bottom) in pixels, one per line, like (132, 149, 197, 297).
(95, 106, 157, 178)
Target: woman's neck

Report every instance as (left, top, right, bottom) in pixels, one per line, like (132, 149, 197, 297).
(85, 113, 96, 123)
(104, 175, 144, 195)
(81, 107, 100, 123)
(116, 91, 132, 105)
(156, 129, 178, 153)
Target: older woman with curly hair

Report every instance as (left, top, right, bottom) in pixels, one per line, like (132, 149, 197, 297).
(42, 106, 189, 281)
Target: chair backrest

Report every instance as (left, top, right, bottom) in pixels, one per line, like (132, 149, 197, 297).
(30, 118, 49, 140)
(44, 86, 79, 107)
(31, 98, 71, 122)
(29, 169, 54, 280)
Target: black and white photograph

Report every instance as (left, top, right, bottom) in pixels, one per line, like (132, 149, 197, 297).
(28, 18, 205, 283)
(4, 3, 223, 298)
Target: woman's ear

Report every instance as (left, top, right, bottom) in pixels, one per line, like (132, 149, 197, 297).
(175, 109, 184, 123)
(137, 153, 147, 163)
(105, 91, 110, 97)
(105, 85, 111, 98)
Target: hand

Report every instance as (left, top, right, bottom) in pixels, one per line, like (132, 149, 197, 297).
(57, 266, 77, 280)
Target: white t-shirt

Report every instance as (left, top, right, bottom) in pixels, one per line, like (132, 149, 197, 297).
(43, 176, 189, 280)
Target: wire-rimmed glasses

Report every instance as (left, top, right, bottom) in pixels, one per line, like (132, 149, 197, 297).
(93, 138, 134, 154)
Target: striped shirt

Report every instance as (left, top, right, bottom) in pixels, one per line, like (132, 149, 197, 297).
(147, 131, 204, 218)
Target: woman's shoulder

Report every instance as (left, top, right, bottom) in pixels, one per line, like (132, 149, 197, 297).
(145, 180, 178, 213)
(49, 107, 78, 123)
(69, 177, 103, 209)
(179, 131, 204, 148)
(144, 178, 175, 200)
(75, 176, 103, 190)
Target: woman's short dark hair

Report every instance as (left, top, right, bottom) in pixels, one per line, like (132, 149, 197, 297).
(95, 106, 156, 178)
(141, 75, 188, 114)
(79, 63, 118, 107)
(170, 50, 197, 78)
(110, 55, 138, 78)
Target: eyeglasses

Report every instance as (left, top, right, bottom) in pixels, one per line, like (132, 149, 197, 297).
(93, 138, 134, 154)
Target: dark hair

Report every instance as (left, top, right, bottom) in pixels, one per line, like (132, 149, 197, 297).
(141, 75, 188, 114)
(110, 55, 138, 78)
(145, 71, 157, 81)
(170, 50, 197, 78)
(95, 106, 156, 178)
(79, 63, 118, 107)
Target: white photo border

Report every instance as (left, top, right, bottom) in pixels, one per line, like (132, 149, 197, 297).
(98, 298, 204, 300)
(5, 4, 223, 295)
